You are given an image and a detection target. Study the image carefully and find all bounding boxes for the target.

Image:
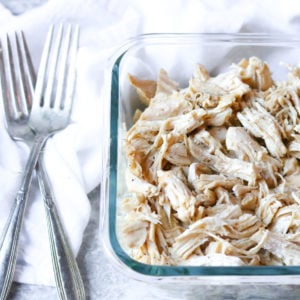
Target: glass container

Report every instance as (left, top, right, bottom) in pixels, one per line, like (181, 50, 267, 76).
(101, 33, 300, 299)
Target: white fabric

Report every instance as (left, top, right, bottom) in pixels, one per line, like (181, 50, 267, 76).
(0, 0, 300, 287)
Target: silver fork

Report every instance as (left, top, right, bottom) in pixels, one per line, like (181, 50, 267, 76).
(0, 26, 85, 300)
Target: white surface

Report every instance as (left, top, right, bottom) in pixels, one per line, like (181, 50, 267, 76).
(2, 0, 300, 298)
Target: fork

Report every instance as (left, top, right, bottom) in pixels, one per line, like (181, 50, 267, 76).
(0, 26, 85, 300)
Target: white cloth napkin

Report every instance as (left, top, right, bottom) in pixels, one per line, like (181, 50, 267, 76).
(1, 0, 300, 288)
(0, 0, 141, 286)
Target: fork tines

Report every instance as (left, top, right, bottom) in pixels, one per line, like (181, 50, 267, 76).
(0, 32, 35, 121)
(35, 24, 79, 111)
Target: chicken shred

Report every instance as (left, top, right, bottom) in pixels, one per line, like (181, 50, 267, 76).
(121, 57, 300, 266)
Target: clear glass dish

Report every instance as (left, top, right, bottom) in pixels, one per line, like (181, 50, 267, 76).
(100, 33, 300, 298)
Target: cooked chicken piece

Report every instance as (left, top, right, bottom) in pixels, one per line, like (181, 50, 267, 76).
(162, 108, 207, 135)
(147, 223, 167, 259)
(190, 174, 240, 193)
(234, 57, 273, 91)
(206, 107, 233, 126)
(193, 63, 210, 82)
(132, 109, 142, 123)
(209, 126, 227, 144)
(211, 187, 233, 205)
(232, 184, 256, 198)
(294, 124, 300, 133)
(251, 229, 300, 265)
(188, 162, 213, 181)
(216, 151, 259, 184)
(188, 137, 259, 184)
(155, 199, 184, 245)
(226, 127, 266, 161)
(205, 203, 242, 218)
(191, 129, 223, 154)
(126, 119, 163, 144)
(232, 184, 259, 210)
(240, 191, 258, 211)
(125, 140, 152, 177)
(207, 233, 263, 257)
(283, 167, 300, 190)
(144, 135, 190, 183)
(140, 91, 193, 121)
(156, 69, 179, 95)
(205, 241, 232, 255)
(285, 72, 300, 116)
(204, 240, 262, 265)
(163, 134, 192, 166)
(256, 193, 283, 226)
(170, 166, 190, 186)
(195, 190, 217, 208)
(291, 191, 300, 206)
(172, 231, 210, 259)
(123, 201, 160, 248)
(259, 250, 283, 266)
(173, 204, 263, 261)
(227, 213, 261, 234)
(143, 141, 167, 183)
(124, 146, 143, 178)
(128, 74, 157, 105)
(122, 217, 148, 249)
(189, 70, 250, 109)
(128, 68, 179, 108)
(122, 193, 146, 213)
(288, 134, 300, 159)
(270, 204, 300, 234)
(262, 85, 298, 130)
(176, 205, 259, 240)
(258, 180, 271, 199)
(226, 126, 281, 187)
(237, 102, 286, 158)
(126, 169, 159, 197)
(230, 238, 259, 252)
(289, 142, 300, 159)
(286, 233, 300, 244)
(157, 170, 197, 223)
(123, 197, 173, 265)
(132, 245, 172, 265)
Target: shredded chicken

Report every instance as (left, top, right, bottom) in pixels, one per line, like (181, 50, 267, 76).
(121, 56, 300, 266)
(128, 74, 157, 105)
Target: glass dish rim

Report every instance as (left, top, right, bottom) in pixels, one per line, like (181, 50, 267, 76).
(102, 32, 300, 282)
(109, 32, 300, 56)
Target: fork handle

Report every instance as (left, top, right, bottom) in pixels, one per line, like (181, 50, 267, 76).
(36, 159, 85, 300)
(0, 134, 47, 300)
